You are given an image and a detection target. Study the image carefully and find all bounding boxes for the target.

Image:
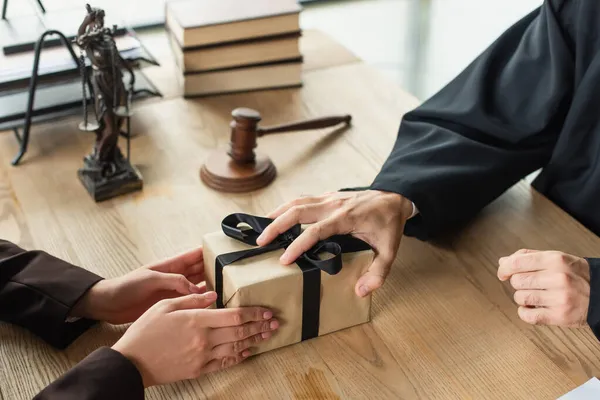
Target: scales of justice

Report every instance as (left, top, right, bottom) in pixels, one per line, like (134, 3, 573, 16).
(75, 4, 142, 202)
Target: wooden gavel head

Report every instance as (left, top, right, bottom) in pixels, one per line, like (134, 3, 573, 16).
(228, 108, 262, 163)
(201, 107, 352, 193)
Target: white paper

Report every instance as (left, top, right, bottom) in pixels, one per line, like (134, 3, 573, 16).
(558, 378, 600, 400)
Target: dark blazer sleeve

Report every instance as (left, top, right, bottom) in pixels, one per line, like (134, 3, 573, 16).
(0, 239, 102, 349)
(1, 240, 146, 399)
(370, 0, 575, 240)
(34, 347, 144, 400)
(587, 258, 600, 341)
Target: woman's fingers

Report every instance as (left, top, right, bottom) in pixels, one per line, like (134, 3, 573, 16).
(199, 307, 273, 327)
(161, 292, 217, 312)
(209, 319, 279, 346)
(187, 273, 206, 285)
(149, 247, 204, 274)
(154, 272, 203, 295)
(201, 353, 248, 374)
(210, 331, 271, 359)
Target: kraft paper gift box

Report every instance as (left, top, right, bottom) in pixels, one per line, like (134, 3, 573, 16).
(203, 213, 374, 355)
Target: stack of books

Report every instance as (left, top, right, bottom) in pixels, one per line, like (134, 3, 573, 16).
(165, 0, 303, 97)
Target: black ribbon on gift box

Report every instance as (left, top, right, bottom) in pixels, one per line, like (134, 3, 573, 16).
(215, 213, 371, 341)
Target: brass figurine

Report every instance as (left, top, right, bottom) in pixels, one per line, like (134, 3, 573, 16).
(76, 4, 142, 202)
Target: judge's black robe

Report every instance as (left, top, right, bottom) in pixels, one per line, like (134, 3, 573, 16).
(0, 240, 144, 399)
(370, 0, 600, 340)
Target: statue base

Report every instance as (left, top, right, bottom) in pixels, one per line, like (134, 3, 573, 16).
(78, 156, 143, 202)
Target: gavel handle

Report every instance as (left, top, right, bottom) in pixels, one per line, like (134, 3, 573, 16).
(257, 115, 351, 136)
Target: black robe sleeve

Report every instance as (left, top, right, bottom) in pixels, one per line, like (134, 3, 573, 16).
(587, 258, 600, 341)
(0, 240, 145, 399)
(368, 1, 600, 340)
(370, 0, 575, 240)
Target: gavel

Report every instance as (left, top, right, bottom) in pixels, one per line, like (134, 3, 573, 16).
(201, 108, 352, 192)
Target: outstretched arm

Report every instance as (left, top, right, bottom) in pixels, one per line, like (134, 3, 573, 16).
(0, 240, 143, 398)
(77, 6, 95, 38)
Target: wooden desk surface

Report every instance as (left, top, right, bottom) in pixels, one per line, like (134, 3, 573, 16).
(1, 31, 600, 400)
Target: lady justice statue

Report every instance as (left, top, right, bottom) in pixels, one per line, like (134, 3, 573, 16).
(76, 4, 142, 202)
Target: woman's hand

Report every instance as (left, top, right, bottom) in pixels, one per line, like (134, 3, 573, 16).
(112, 292, 279, 387)
(71, 247, 207, 324)
(256, 190, 413, 297)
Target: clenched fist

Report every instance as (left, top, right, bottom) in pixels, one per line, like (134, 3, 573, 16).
(498, 249, 591, 327)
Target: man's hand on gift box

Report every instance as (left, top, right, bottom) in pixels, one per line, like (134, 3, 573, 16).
(257, 190, 412, 298)
(112, 292, 279, 387)
(71, 247, 209, 324)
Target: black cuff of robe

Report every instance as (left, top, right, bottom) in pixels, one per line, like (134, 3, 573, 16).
(34, 347, 145, 400)
(586, 258, 600, 341)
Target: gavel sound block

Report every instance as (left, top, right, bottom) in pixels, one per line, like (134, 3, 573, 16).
(201, 108, 352, 193)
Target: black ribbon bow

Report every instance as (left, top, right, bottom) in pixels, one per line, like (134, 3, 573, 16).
(215, 213, 371, 341)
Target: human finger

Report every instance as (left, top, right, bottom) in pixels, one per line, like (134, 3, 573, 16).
(354, 253, 393, 297)
(509, 271, 564, 290)
(211, 331, 272, 359)
(257, 203, 330, 246)
(266, 196, 324, 220)
(201, 307, 273, 328)
(149, 247, 204, 275)
(161, 292, 217, 312)
(154, 272, 204, 295)
(498, 252, 545, 281)
(280, 218, 342, 265)
(513, 290, 557, 307)
(517, 306, 559, 325)
(209, 319, 279, 346)
(201, 353, 248, 374)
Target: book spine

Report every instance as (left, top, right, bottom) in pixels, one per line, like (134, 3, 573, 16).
(183, 83, 303, 98)
(182, 56, 304, 76)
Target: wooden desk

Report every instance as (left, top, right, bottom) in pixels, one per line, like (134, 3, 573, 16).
(1, 32, 599, 400)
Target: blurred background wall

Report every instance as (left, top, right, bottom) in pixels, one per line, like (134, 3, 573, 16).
(4, 0, 543, 100)
(303, 0, 543, 100)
